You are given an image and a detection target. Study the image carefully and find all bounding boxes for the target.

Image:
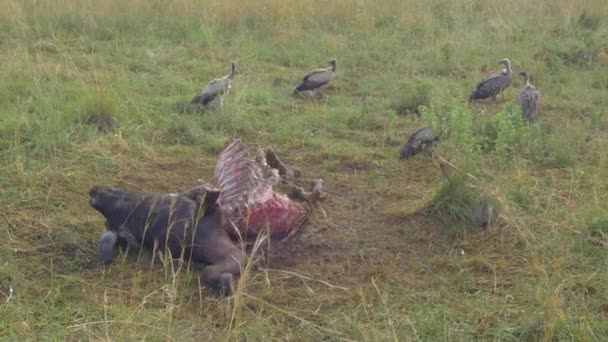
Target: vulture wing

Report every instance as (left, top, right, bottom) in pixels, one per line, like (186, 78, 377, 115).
(518, 87, 541, 123)
(192, 78, 228, 105)
(296, 68, 334, 92)
(469, 72, 512, 101)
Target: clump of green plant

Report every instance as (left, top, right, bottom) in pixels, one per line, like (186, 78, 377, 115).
(417, 101, 501, 234)
(393, 79, 433, 116)
(575, 10, 603, 32)
(0, 115, 30, 155)
(540, 14, 605, 69)
(548, 39, 600, 67)
(161, 120, 198, 145)
(476, 104, 574, 168)
(491, 104, 525, 155)
(424, 173, 500, 235)
(80, 96, 116, 133)
(420, 100, 480, 174)
(440, 42, 455, 65)
(478, 103, 526, 159)
(374, 16, 400, 31)
(583, 209, 608, 248)
(176, 101, 207, 115)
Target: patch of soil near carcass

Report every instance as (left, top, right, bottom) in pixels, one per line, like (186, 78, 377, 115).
(262, 168, 449, 288)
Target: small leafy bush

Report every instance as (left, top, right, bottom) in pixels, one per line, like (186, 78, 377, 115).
(393, 80, 433, 116)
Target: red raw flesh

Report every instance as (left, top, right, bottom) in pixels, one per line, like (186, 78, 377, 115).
(213, 139, 307, 238)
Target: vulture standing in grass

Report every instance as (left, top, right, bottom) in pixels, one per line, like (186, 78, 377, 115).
(191, 62, 237, 107)
(468, 58, 512, 102)
(399, 126, 439, 160)
(518, 71, 542, 123)
(293, 59, 337, 98)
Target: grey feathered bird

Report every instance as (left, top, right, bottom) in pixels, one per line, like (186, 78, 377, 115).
(294, 59, 337, 97)
(518, 71, 542, 123)
(399, 126, 439, 160)
(191, 62, 237, 107)
(469, 58, 512, 102)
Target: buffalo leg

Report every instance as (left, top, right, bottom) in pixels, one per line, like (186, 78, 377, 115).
(201, 255, 244, 295)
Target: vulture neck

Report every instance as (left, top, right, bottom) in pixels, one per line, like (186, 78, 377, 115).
(503, 63, 512, 76)
(522, 74, 533, 88)
(228, 65, 236, 79)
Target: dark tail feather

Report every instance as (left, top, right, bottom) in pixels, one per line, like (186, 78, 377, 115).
(400, 136, 439, 160)
(192, 93, 215, 105)
(295, 81, 309, 94)
(191, 94, 205, 105)
(469, 89, 490, 102)
(468, 91, 477, 102)
(523, 109, 537, 123)
(399, 146, 414, 160)
(99, 231, 118, 265)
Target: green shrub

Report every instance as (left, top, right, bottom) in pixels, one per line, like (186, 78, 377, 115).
(79, 97, 116, 133)
(420, 100, 480, 174)
(393, 79, 433, 116)
(417, 101, 503, 234)
(424, 173, 500, 235)
(161, 120, 199, 146)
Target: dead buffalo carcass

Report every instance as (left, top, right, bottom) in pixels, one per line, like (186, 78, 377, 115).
(89, 139, 326, 294)
(212, 138, 326, 240)
(90, 184, 244, 293)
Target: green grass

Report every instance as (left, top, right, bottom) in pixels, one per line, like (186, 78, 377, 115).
(1, 0, 607, 340)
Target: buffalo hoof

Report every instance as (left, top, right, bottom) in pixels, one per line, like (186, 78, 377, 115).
(219, 273, 235, 295)
(99, 231, 118, 265)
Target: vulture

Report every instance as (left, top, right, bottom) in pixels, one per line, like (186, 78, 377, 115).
(294, 59, 337, 97)
(399, 126, 439, 160)
(518, 71, 542, 123)
(191, 62, 237, 107)
(469, 58, 512, 102)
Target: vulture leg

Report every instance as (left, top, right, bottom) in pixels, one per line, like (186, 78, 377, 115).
(315, 84, 330, 100)
(423, 144, 433, 159)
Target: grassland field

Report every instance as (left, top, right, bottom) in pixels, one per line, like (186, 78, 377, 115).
(0, 0, 607, 340)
